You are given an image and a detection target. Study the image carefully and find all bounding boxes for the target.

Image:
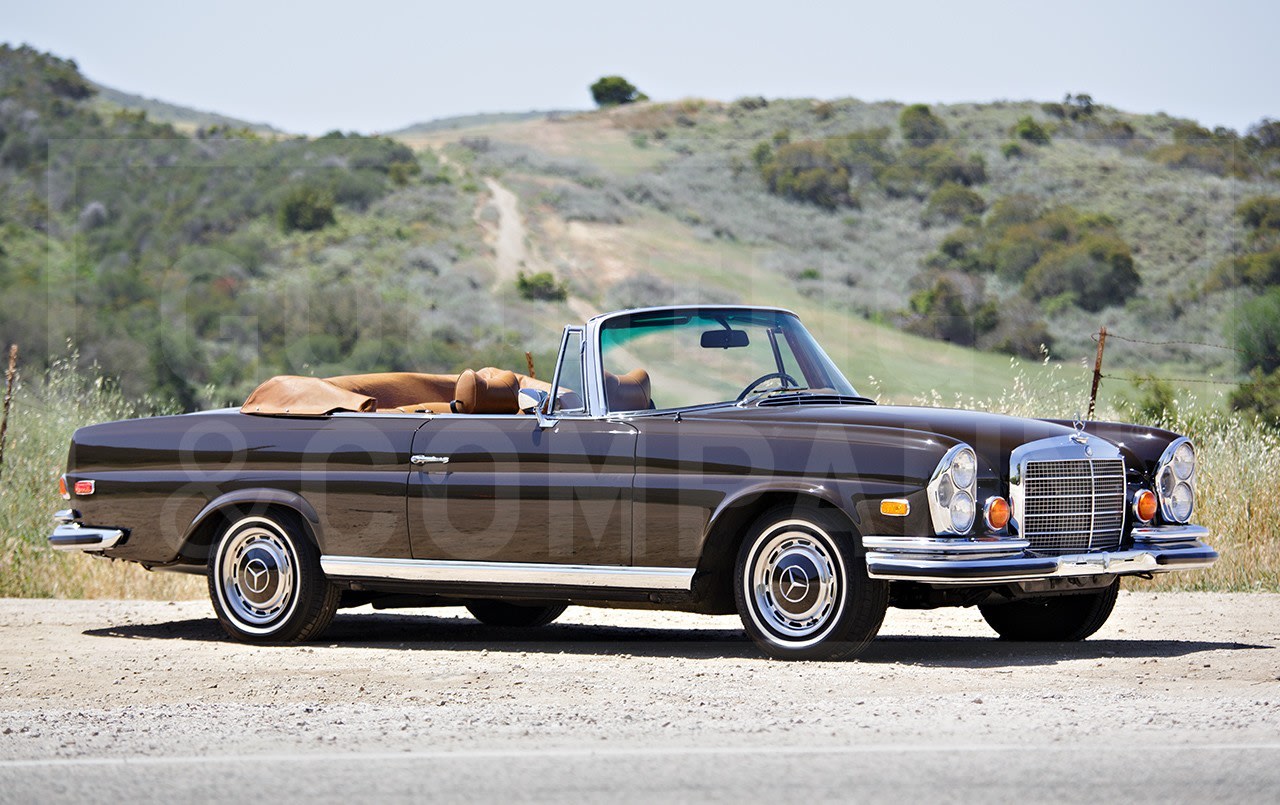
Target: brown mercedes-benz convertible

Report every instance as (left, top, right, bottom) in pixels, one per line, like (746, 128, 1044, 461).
(50, 306, 1217, 659)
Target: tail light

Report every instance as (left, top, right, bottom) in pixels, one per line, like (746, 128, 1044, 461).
(74, 479, 95, 496)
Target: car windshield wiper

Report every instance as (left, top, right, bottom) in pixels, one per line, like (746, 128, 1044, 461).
(737, 386, 819, 406)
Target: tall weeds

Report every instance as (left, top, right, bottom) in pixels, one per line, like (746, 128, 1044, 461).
(0, 355, 201, 598)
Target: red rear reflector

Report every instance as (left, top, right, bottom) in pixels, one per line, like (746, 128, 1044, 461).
(59, 475, 70, 499)
(74, 480, 95, 496)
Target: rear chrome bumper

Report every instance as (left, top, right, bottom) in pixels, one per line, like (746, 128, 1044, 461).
(48, 510, 125, 552)
(863, 525, 1217, 585)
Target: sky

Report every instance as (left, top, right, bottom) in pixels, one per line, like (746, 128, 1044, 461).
(5, 0, 1277, 135)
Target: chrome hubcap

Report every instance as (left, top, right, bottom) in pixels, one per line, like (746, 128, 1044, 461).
(217, 521, 296, 630)
(750, 526, 839, 639)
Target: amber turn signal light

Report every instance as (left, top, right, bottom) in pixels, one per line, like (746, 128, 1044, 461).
(983, 496, 1010, 530)
(58, 475, 70, 500)
(880, 499, 910, 517)
(1134, 489, 1157, 523)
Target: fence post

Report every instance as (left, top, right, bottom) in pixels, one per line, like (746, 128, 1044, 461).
(1088, 326, 1107, 420)
(525, 351, 536, 379)
(0, 344, 17, 472)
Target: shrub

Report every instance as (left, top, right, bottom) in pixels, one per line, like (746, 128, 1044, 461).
(590, 76, 647, 107)
(278, 185, 336, 232)
(1022, 233, 1140, 311)
(1012, 116, 1051, 144)
(923, 182, 985, 225)
(1233, 288, 1280, 374)
(516, 270, 568, 301)
(759, 141, 852, 209)
(1230, 368, 1280, 428)
(1237, 196, 1280, 234)
(904, 271, 995, 346)
(899, 104, 948, 147)
(1001, 141, 1024, 159)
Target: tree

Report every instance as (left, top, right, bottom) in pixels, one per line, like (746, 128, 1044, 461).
(590, 76, 647, 107)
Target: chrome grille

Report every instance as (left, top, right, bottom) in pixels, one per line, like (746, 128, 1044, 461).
(1021, 458, 1125, 554)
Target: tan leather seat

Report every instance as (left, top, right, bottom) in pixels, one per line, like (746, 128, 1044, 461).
(604, 369, 651, 411)
(454, 368, 521, 414)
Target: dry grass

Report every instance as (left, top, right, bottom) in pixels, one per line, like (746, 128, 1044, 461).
(0, 358, 202, 599)
(0, 358, 1274, 599)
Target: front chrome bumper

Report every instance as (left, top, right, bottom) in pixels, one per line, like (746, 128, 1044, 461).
(863, 525, 1217, 585)
(48, 510, 125, 552)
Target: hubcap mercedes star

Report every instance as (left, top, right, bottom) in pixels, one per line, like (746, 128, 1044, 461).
(217, 523, 297, 630)
(751, 526, 840, 639)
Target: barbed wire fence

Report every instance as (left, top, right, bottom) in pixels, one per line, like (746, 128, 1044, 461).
(1086, 327, 1243, 419)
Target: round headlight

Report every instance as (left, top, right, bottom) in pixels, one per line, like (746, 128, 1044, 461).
(949, 490, 975, 533)
(1158, 466, 1176, 497)
(1171, 441, 1195, 480)
(1169, 482, 1194, 522)
(951, 448, 977, 489)
(935, 476, 955, 507)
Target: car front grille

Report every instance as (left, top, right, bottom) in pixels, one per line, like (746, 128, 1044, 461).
(1021, 458, 1126, 554)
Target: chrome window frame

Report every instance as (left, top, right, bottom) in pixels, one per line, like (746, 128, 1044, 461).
(548, 325, 588, 417)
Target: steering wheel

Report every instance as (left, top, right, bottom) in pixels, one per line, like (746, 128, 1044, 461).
(736, 372, 800, 402)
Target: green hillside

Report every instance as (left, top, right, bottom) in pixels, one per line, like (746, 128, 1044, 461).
(3, 44, 1278, 414)
(90, 81, 283, 136)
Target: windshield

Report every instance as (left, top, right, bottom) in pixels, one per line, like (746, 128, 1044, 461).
(598, 308, 857, 412)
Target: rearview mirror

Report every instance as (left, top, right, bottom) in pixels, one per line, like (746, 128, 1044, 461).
(700, 329, 750, 349)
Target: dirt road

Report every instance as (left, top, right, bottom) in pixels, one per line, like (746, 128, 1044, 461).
(2, 593, 1278, 802)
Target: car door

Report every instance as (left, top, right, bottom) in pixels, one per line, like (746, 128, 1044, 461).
(406, 415, 637, 564)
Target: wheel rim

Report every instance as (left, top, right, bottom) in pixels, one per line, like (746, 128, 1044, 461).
(215, 518, 298, 633)
(748, 522, 841, 642)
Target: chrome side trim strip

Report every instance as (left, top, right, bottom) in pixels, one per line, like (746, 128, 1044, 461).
(320, 556, 696, 591)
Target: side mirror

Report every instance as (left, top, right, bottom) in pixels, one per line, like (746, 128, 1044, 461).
(518, 388, 548, 415)
(518, 388, 558, 429)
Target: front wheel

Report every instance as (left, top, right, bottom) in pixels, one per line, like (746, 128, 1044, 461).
(979, 580, 1119, 641)
(734, 506, 888, 660)
(208, 512, 339, 644)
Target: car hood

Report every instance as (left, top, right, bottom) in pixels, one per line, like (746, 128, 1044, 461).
(687, 403, 1083, 478)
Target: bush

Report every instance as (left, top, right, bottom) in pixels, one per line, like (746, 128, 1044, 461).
(590, 76, 647, 107)
(899, 104, 948, 147)
(923, 182, 985, 225)
(516, 270, 568, 301)
(759, 141, 852, 209)
(1001, 141, 1024, 159)
(1234, 289, 1280, 374)
(1230, 368, 1280, 428)
(1022, 233, 1140, 311)
(1237, 196, 1280, 234)
(278, 185, 336, 232)
(1012, 116, 1051, 144)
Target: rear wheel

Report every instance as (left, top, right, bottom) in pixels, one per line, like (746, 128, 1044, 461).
(979, 580, 1119, 641)
(466, 600, 568, 628)
(208, 512, 339, 644)
(734, 506, 887, 661)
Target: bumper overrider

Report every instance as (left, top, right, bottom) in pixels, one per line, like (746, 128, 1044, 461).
(47, 510, 125, 552)
(863, 525, 1217, 584)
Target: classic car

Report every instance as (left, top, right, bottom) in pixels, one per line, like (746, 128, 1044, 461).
(49, 305, 1217, 659)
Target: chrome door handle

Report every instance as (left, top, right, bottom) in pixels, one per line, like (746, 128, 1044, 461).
(410, 455, 449, 466)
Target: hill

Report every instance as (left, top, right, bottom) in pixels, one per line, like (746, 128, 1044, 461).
(4, 43, 1278, 414)
(89, 81, 283, 136)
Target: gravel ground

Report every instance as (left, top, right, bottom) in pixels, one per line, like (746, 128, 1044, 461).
(1, 592, 1278, 802)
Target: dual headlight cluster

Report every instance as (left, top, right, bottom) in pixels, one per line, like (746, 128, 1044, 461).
(927, 445, 978, 535)
(1156, 439, 1196, 523)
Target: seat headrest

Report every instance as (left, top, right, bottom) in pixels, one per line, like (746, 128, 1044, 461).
(455, 368, 521, 414)
(604, 368, 651, 411)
